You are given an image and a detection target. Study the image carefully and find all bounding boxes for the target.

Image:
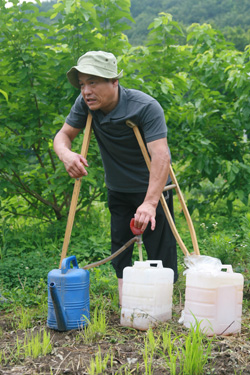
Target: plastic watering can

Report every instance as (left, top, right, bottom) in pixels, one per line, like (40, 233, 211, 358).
(47, 256, 90, 331)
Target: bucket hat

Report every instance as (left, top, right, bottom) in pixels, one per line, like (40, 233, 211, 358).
(67, 51, 123, 89)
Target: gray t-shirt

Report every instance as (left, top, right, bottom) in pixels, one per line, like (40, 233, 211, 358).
(65, 85, 169, 193)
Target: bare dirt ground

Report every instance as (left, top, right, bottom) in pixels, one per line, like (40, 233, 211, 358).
(0, 303, 250, 375)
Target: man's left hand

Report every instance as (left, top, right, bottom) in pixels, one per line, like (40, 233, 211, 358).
(133, 202, 156, 232)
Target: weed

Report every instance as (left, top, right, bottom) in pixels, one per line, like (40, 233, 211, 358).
(21, 329, 52, 359)
(87, 346, 113, 375)
(142, 327, 161, 375)
(13, 305, 33, 329)
(143, 338, 154, 375)
(0, 278, 48, 309)
(161, 327, 179, 375)
(178, 321, 213, 374)
(89, 266, 118, 298)
(0, 349, 7, 365)
(146, 327, 159, 353)
(76, 304, 107, 344)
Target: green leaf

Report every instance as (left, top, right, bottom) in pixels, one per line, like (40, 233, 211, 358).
(0, 89, 8, 101)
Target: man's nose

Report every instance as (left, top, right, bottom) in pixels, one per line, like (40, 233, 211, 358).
(82, 85, 91, 95)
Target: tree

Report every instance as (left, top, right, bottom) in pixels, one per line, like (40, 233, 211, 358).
(1, 4, 249, 226)
(0, 0, 132, 222)
(121, 15, 250, 213)
(126, 0, 250, 49)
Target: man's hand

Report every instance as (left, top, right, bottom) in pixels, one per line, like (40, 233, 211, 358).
(133, 201, 156, 232)
(133, 137, 170, 233)
(54, 123, 88, 179)
(62, 150, 89, 179)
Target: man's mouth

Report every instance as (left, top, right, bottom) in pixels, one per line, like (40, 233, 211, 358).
(86, 98, 96, 105)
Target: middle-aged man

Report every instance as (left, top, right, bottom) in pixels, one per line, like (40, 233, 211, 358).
(53, 51, 178, 306)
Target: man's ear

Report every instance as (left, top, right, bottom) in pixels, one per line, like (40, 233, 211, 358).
(112, 79, 119, 87)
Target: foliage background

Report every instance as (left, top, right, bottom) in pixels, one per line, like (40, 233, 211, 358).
(0, 0, 249, 296)
(126, 0, 250, 49)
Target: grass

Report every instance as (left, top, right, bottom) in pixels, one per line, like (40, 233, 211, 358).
(76, 304, 108, 344)
(0, 328, 52, 364)
(140, 323, 213, 375)
(161, 327, 179, 374)
(87, 346, 113, 375)
(143, 329, 156, 375)
(178, 321, 213, 374)
(22, 329, 52, 359)
(13, 306, 34, 330)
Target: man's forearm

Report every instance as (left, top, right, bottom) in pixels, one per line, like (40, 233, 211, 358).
(53, 131, 72, 162)
(144, 138, 170, 207)
(144, 154, 170, 207)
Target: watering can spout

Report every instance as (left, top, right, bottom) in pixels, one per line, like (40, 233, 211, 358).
(49, 282, 67, 331)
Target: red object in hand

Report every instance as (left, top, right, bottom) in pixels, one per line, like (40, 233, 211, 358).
(130, 218, 143, 235)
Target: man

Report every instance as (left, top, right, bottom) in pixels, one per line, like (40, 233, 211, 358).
(54, 51, 177, 305)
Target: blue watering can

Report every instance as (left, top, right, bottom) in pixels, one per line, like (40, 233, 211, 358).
(47, 256, 90, 331)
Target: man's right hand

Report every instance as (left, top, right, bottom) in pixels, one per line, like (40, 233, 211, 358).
(62, 150, 89, 179)
(53, 122, 88, 179)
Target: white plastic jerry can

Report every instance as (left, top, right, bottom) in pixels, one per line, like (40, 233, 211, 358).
(183, 265, 244, 336)
(120, 260, 174, 330)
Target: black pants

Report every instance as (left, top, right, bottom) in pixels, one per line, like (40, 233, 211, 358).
(107, 189, 178, 282)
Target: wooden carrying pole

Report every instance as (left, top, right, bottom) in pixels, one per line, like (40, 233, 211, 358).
(126, 120, 200, 257)
(59, 114, 93, 267)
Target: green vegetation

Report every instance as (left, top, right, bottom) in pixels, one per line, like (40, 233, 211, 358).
(76, 304, 108, 344)
(37, 0, 250, 49)
(22, 329, 52, 359)
(142, 324, 213, 375)
(87, 346, 114, 375)
(0, 192, 249, 373)
(126, 0, 250, 49)
(0, 0, 249, 373)
(1, 2, 250, 224)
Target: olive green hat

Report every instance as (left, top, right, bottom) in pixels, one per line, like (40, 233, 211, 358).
(67, 51, 123, 89)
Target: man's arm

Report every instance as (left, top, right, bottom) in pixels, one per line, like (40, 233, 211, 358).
(133, 137, 170, 232)
(53, 123, 89, 178)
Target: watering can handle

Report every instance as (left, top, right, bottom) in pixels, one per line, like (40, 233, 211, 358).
(61, 255, 79, 274)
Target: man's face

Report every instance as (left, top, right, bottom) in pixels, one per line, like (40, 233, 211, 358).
(78, 73, 119, 114)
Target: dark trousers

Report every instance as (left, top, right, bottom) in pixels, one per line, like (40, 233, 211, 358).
(107, 189, 178, 282)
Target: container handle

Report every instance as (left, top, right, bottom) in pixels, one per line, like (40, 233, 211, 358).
(61, 255, 79, 274)
(146, 260, 163, 268)
(221, 265, 233, 273)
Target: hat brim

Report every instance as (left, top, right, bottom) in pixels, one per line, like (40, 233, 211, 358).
(67, 65, 123, 89)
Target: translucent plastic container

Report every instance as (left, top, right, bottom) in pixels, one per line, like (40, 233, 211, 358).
(120, 260, 174, 330)
(183, 265, 244, 336)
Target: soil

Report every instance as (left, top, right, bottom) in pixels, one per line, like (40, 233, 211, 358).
(0, 303, 249, 375)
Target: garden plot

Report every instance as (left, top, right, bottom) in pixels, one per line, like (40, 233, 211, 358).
(0, 300, 249, 375)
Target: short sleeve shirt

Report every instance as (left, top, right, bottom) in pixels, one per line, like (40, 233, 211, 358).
(65, 85, 169, 193)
